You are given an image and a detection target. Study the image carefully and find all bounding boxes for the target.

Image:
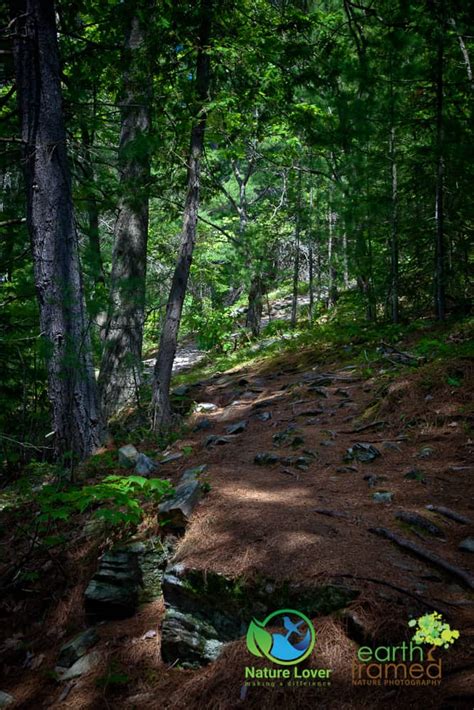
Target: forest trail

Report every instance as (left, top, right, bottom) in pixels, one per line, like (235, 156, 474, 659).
(143, 341, 206, 379)
(166, 356, 473, 592)
(2, 341, 473, 709)
(142, 293, 314, 379)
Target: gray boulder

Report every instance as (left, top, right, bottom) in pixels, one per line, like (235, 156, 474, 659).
(118, 444, 139, 468)
(135, 453, 158, 477)
(195, 402, 218, 413)
(373, 491, 393, 503)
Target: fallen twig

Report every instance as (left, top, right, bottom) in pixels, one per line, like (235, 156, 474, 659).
(332, 573, 451, 610)
(426, 505, 472, 525)
(348, 420, 387, 433)
(369, 527, 474, 590)
(313, 508, 349, 519)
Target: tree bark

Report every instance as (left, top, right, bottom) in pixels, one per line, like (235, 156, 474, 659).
(342, 231, 349, 290)
(389, 125, 399, 323)
(10, 0, 104, 461)
(99, 9, 152, 419)
(327, 196, 338, 308)
(290, 171, 303, 329)
(449, 17, 474, 93)
(246, 274, 263, 337)
(80, 124, 105, 288)
(152, 0, 211, 431)
(434, 15, 446, 321)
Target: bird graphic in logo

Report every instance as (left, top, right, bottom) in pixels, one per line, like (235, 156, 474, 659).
(246, 609, 316, 665)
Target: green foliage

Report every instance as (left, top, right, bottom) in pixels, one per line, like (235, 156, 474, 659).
(36, 475, 173, 528)
(84, 450, 118, 475)
(185, 298, 235, 352)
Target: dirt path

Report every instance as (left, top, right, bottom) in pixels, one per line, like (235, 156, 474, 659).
(170, 361, 473, 596)
(3, 349, 473, 709)
(145, 353, 474, 707)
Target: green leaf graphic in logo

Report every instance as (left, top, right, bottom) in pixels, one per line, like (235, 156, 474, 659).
(409, 612, 460, 650)
(246, 618, 273, 659)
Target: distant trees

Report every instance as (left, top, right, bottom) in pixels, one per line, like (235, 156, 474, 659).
(1, 0, 472, 455)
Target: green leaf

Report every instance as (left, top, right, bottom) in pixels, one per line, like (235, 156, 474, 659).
(246, 619, 273, 659)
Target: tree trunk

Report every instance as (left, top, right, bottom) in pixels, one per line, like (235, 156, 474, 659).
(342, 231, 349, 289)
(327, 199, 338, 308)
(449, 17, 474, 93)
(290, 170, 302, 329)
(10, 0, 104, 461)
(81, 124, 105, 288)
(246, 274, 263, 337)
(152, 0, 211, 431)
(389, 125, 399, 323)
(99, 9, 152, 419)
(434, 18, 446, 321)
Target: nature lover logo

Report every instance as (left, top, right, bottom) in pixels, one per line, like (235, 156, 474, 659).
(244, 609, 332, 688)
(246, 609, 316, 665)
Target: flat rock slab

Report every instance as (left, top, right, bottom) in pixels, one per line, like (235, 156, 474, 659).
(346, 443, 381, 463)
(161, 452, 184, 465)
(225, 420, 248, 435)
(181, 465, 207, 483)
(85, 538, 169, 619)
(56, 651, 102, 681)
(158, 471, 201, 530)
(58, 628, 99, 669)
(85, 550, 142, 620)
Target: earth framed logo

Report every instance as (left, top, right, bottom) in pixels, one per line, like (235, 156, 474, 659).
(246, 609, 316, 665)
